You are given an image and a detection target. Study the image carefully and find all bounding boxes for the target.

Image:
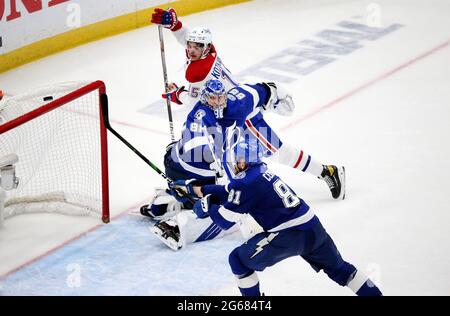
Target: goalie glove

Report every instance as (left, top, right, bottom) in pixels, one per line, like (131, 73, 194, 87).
(162, 83, 187, 105)
(262, 82, 295, 116)
(151, 8, 182, 31)
(169, 179, 196, 195)
(193, 194, 211, 219)
(168, 179, 199, 201)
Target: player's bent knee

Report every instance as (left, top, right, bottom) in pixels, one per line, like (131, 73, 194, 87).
(325, 261, 357, 286)
(230, 245, 271, 273)
(229, 248, 253, 276)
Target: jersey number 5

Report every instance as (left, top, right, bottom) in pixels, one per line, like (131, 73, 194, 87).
(273, 179, 300, 208)
(190, 87, 200, 98)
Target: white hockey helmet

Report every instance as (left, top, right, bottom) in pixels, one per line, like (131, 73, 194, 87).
(186, 26, 212, 46)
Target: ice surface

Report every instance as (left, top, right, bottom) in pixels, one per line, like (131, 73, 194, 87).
(0, 0, 449, 295)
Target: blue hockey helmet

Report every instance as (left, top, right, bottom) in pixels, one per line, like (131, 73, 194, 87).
(201, 79, 227, 117)
(232, 137, 263, 173)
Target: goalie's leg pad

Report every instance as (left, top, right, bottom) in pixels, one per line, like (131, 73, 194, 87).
(140, 188, 182, 220)
(177, 211, 239, 245)
(150, 219, 182, 251)
(150, 203, 167, 217)
(151, 210, 239, 251)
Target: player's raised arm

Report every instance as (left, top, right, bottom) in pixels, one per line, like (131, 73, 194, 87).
(151, 8, 182, 31)
(260, 82, 296, 116)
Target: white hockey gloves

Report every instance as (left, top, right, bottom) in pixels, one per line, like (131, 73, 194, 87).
(262, 82, 295, 116)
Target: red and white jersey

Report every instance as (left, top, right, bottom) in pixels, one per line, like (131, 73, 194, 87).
(172, 26, 239, 107)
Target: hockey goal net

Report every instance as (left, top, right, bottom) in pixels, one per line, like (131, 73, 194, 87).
(0, 81, 109, 223)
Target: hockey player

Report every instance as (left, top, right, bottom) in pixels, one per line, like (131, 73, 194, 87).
(187, 138, 382, 296)
(151, 8, 345, 200)
(143, 79, 276, 249)
(151, 8, 237, 107)
(146, 79, 344, 250)
(144, 78, 283, 219)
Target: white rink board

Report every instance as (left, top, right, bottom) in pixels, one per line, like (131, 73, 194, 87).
(0, 0, 165, 53)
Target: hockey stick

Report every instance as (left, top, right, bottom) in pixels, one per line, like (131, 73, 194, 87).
(101, 94, 170, 182)
(158, 25, 176, 143)
(202, 126, 224, 178)
(100, 94, 195, 203)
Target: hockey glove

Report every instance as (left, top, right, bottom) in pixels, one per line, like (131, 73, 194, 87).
(151, 8, 182, 31)
(262, 82, 295, 116)
(162, 83, 187, 105)
(168, 179, 202, 205)
(169, 179, 197, 196)
(193, 194, 212, 219)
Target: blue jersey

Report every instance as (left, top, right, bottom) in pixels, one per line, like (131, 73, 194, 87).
(217, 84, 269, 129)
(202, 162, 318, 232)
(168, 83, 269, 180)
(168, 102, 218, 180)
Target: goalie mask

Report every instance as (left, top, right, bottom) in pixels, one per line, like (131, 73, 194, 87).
(201, 79, 227, 119)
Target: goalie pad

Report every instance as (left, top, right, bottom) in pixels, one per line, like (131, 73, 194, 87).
(151, 218, 182, 251)
(140, 188, 183, 221)
(151, 210, 239, 251)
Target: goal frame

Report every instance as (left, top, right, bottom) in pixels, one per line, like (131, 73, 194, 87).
(0, 80, 110, 223)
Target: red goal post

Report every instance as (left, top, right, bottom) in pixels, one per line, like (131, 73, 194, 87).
(0, 81, 110, 223)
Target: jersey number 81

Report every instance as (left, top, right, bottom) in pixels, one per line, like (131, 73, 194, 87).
(273, 179, 300, 208)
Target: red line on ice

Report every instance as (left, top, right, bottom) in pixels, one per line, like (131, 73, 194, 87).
(281, 39, 450, 131)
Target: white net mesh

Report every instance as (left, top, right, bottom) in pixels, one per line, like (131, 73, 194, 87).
(0, 81, 107, 220)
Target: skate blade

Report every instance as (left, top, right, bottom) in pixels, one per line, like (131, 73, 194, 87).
(150, 226, 182, 251)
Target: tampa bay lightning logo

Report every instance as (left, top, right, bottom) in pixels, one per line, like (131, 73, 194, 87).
(194, 109, 206, 120)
